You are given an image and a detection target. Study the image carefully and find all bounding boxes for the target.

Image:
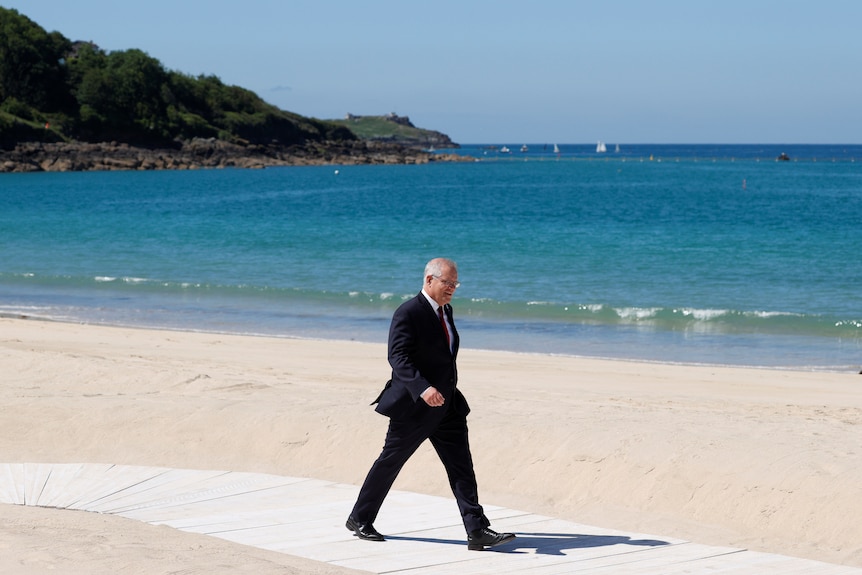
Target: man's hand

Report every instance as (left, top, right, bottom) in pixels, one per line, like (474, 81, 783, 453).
(421, 386, 445, 407)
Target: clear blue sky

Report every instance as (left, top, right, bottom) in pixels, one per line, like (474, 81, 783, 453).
(5, 0, 861, 144)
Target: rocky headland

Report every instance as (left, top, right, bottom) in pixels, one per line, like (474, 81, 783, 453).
(0, 138, 470, 173)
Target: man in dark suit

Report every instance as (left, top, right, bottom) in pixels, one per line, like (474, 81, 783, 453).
(346, 257, 516, 551)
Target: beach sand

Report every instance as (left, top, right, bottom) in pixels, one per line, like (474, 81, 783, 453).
(1, 317, 860, 573)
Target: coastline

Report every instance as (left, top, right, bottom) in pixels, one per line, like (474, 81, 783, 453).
(3, 149, 860, 373)
(2, 316, 861, 571)
(0, 139, 469, 172)
(2, 306, 857, 373)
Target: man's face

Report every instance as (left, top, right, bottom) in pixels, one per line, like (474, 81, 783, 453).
(426, 266, 459, 306)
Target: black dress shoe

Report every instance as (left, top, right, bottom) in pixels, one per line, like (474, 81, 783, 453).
(346, 516, 385, 541)
(467, 527, 516, 550)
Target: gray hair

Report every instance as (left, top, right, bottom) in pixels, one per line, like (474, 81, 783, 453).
(424, 257, 457, 281)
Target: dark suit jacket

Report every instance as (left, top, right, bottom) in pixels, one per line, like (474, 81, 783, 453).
(373, 293, 470, 420)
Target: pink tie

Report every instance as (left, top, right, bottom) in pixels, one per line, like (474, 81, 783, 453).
(438, 306, 450, 348)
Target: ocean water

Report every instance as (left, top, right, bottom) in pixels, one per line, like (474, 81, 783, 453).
(1, 144, 860, 371)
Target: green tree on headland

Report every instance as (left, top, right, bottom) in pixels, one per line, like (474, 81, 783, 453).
(71, 45, 173, 142)
(0, 7, 353, 148)
(0, 8, 71, 111)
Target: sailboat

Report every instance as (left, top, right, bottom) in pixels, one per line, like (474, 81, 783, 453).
(553, 144, 560, 154)
(596, 141, 607, 153)
(615, 144, 620, 153)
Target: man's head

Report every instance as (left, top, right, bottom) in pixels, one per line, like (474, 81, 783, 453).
(424, 257, 460, 306)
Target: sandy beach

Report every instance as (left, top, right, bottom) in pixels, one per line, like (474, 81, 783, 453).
(1, 316, 860, 573)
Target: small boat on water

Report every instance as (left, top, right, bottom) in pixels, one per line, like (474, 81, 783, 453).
(553, 144, 560, 154)
(777, 152, 791, 161)
(500, 146, 511, 153)
(596, 141, 607, 153)
(520, 145, 528, 152)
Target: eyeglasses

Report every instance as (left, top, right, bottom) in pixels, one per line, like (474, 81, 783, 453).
(433, 275, 461, 289)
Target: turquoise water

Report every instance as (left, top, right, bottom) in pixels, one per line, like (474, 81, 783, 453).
(1, 144, 861, 370)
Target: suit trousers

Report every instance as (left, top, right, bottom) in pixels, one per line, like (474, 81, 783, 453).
(350, 402, 489, 533)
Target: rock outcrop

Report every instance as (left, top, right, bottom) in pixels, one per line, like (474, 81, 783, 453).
(0, 138, 470, 172)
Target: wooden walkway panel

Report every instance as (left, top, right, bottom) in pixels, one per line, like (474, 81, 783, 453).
(2, 462, 860, 575)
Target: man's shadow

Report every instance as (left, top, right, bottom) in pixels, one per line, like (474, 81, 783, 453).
(385, 532, 670, 555)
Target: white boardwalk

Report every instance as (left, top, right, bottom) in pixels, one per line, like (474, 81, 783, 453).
(2, 462, 860, 574)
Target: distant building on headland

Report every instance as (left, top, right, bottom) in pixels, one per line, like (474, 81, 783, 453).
(345, 113, 415, 128)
